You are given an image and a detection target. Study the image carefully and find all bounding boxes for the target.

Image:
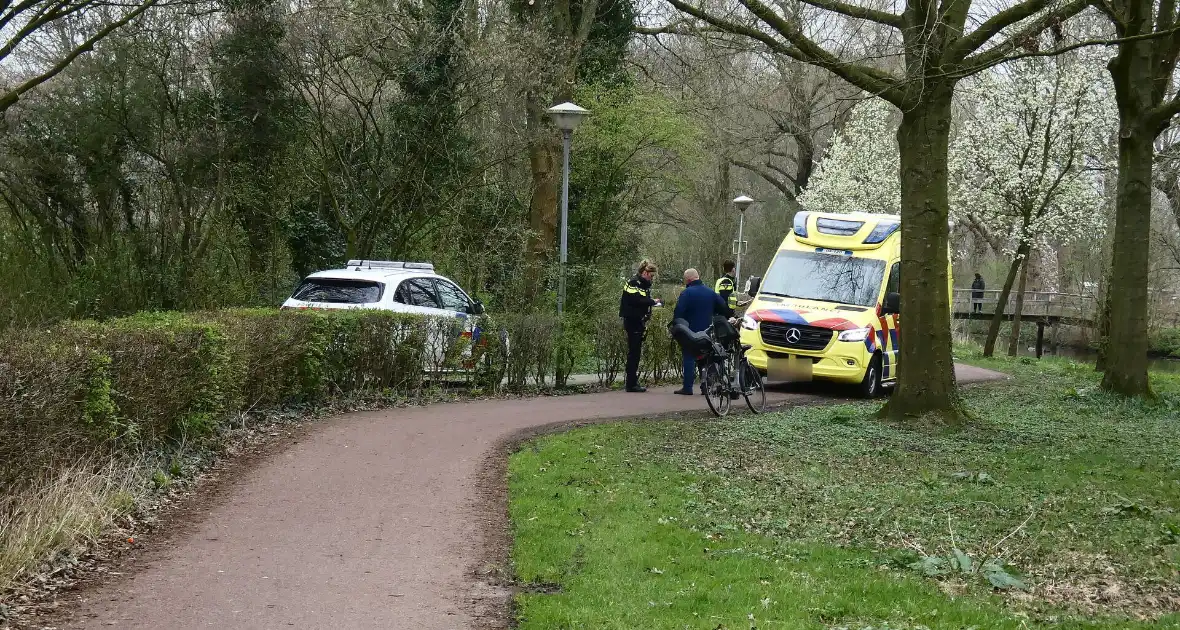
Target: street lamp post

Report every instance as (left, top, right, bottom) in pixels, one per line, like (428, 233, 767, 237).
(546, 102, 590, 317)
(732, 195, 754, 285)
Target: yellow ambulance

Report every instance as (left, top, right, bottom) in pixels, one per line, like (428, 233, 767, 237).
(740, 211, 950, 397)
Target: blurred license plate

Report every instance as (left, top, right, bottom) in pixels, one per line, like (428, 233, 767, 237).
(768, 355, 813, 382)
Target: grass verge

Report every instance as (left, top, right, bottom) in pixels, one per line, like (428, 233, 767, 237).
(508, 351, 1180, 628)
(0, 461, 139, 595)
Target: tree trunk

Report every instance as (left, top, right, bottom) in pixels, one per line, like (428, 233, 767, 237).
(880, 88, 963, 422)
(984, 248, 1026, 357)
(1007, 254, 1030, 357)
(523, 96, 560, 303)
(525, 96, 560, 262)
(1101, 126, 1153, 396)
(1034, 246, 1059, 293)
(1095, 275, 1111, 371)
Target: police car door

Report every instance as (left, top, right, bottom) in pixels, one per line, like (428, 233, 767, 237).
(433, 278, 479, 362)
(393, 277, 453, 368)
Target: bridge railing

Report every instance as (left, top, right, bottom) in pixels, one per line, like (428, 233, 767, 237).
(951, 288, 1097, 322)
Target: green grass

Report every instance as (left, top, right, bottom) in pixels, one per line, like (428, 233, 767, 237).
(508, 351, 1180, 629)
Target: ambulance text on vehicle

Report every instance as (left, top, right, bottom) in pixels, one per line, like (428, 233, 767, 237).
(739, 211, 952, 397)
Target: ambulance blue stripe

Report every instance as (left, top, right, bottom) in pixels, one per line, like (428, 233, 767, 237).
(765, 309, 809, 325)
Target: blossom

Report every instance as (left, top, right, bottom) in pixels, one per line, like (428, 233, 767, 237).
(798, 48, 1116, 255)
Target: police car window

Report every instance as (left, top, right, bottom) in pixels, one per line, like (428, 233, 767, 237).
(292, 278, 383, 304)
(402, 278, 441, 309)
(886, 262, 900, 294)
(394, 282, 411, 304)
(434, 280, 470, 312)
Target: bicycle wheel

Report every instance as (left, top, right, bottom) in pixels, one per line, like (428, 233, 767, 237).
(702, 362, 730, 417)
(740, 358, 766, 414)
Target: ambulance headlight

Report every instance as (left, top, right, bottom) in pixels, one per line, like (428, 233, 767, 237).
(793, 211, 809, 238)
(863, 221, 899, 244)
(838, 327, 872, 342)
(740, 315, 759, 331)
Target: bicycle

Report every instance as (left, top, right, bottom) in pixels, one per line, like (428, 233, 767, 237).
(668, 316, 767, 417)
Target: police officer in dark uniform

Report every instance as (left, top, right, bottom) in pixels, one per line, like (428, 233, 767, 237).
(619, 260, 662, 392)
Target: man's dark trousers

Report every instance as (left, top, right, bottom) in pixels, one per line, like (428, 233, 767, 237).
(624, 319, 645, 389)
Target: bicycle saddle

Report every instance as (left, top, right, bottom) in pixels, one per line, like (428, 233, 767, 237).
(668, 318, 713, 353)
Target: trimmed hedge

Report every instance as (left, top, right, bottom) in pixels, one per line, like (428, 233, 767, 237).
(0, 305, 685, 490)
(0, 310, 467, 488)
(0, 332, 117, 486)
(61, 314, 237, 443)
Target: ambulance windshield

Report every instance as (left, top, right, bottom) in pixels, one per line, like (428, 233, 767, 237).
(759, 250, 885, 307)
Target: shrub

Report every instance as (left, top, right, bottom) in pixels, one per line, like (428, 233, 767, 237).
(1149, 327, 1180, 358)
(642, 307, 682, 382)
(420, 316, 472, 383)
(593, 313, 627, 387)
(499, 313, 558, 388)
(0, 332, 118, 487)
(318, 310, 429, 396)
(61, 314, 236, 444)
(196, 309, 330, 408)
(553, 320, 593, 388)
(471, 316, 510, 392)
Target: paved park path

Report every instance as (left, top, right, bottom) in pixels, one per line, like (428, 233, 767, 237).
(46, 365, 1004, 630)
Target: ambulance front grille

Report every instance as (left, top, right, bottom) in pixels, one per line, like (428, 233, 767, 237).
(759, 322, 833, 351)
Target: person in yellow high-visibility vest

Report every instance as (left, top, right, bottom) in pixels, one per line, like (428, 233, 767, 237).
(715, 260, 738, 311)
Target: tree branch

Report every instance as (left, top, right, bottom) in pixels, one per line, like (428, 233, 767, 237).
(958, 0, 1091, 70)
(663, 0, 811, 63)
(953, 23, 1180, 79)
(676, 0, 904, 102)
(731, 158, 798, 201)
(947, 0, 1060, 62)
(796, 0, 903, 27)
(0, 0, 160, 114)
(1149, 91, 1180, 131)
(633, 22, 697, 35)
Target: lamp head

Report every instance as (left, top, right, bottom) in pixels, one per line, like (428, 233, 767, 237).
(733, 195, 754, 213)
(546, 102, 590, 132)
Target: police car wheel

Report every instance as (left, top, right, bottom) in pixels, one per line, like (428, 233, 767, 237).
(858, 354, 882, 399)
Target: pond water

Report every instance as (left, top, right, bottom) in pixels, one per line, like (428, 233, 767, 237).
(962, 333, 1180, 373)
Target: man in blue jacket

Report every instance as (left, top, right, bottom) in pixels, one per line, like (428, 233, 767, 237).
(673, 268, 733, 395)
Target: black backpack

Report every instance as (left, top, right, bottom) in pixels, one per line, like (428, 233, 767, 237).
(712, 314, 739, 346)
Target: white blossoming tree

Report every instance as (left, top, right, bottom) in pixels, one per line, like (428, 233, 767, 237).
(952, 49, 1113, 357)
(801, 50, 1113, 357)
(798, 98, 900, 216)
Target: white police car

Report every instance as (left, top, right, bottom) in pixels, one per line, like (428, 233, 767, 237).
(281, 260, 489, 369)
(283, 260, 484, 318)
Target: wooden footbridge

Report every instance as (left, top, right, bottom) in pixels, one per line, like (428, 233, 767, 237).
(951, 289, 1097, 357)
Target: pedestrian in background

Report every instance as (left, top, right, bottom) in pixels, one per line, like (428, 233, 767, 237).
(672, 268, 732, 395)
(972, 273, 986, 313)
(619, 260, 662, 393)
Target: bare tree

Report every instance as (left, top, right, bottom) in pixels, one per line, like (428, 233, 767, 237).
(0, 0, 162, 114)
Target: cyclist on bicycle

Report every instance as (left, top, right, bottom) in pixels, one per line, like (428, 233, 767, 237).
(672, 268, 733, 395)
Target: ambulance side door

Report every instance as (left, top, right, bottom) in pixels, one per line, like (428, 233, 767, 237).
(884, 261, 901, 377)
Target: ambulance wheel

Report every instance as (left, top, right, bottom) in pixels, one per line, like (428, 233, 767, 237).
(858, 354, 882, 399)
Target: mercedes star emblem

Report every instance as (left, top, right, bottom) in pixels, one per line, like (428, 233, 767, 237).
(785, 328, 802, 343)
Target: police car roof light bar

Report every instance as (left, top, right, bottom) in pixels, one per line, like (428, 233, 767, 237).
(346, 260, 435, 272)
